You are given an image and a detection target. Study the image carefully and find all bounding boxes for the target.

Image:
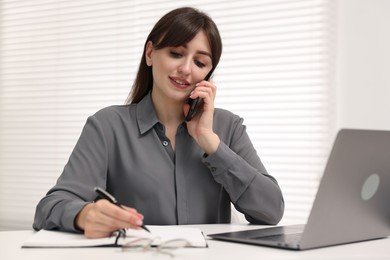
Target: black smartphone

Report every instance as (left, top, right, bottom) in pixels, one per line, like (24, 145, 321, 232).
(185, 70, 214, 121)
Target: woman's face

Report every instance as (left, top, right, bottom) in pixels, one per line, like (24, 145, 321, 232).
(146, 30, 213, 103)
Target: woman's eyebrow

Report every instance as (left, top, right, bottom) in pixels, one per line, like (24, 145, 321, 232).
(181, 44, 212, 59)
(196, 50, 212, 59)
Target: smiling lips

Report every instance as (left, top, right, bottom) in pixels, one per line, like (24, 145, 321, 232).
(169, 76, 191, 89)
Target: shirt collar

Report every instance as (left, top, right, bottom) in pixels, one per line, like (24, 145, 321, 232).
(136, 91, 160, 135)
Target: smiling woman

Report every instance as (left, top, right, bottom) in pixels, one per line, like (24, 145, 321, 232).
(0, 0, 335, 231)
(32, 6, 285, 238)
(129, 6, 221, 104)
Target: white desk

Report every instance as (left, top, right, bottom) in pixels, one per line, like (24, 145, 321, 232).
(1, 224, 389, 260)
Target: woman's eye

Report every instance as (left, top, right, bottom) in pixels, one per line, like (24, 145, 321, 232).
(169, 51, 182, 58)
(195, 60, 206, 68)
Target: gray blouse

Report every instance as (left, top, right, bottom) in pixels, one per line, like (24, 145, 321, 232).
(33, 92, 284, 232)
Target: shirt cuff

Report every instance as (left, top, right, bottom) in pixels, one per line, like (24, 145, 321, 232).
(201, 142, 257, 202)
(202, 142, 235, 176)
(62, 200, 90, 233)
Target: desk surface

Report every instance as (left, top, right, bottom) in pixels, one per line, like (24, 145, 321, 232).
(1, 224, 389, 260)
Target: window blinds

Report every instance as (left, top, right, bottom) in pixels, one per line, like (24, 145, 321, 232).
(0, 0, 334, 229)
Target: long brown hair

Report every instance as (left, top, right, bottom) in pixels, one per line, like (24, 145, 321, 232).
(126, 7, 222, 104)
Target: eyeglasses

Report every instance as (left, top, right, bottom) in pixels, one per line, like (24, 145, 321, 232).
(114, 228, 127, 245)
(121, 237, 191, 257)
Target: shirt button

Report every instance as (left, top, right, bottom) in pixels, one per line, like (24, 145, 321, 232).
(211, 167, 217, 172)
(162, 141, 169, 147)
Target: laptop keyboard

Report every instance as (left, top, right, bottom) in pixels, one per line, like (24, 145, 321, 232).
(254, 232, 302, 244)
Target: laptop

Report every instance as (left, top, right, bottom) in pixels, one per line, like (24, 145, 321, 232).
(209, 129, 390, 250)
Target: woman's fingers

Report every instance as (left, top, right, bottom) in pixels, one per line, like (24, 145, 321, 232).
(82, 200, 145, 238)
(191, 80, 216, 101)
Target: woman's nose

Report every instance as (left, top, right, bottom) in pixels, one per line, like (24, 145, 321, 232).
(178, 60, 191, 75)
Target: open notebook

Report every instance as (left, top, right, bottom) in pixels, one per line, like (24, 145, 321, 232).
(22, 225, 207, 248)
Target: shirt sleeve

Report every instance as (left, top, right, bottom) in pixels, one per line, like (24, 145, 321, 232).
(33, 114, 109, 232)
(202, 114, 285, 225)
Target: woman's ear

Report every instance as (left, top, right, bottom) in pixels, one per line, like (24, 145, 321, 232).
(145, 41, 153, 66)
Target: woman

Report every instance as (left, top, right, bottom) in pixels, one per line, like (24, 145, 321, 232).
(33, 7, 284, 238)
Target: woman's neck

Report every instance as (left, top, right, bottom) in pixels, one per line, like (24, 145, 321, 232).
(151, 91, 185, 126)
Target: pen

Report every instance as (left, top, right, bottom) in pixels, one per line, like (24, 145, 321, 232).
(94, 187, 150, 233)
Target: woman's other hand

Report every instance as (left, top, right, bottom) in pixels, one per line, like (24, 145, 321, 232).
(75, 199, 144, 238)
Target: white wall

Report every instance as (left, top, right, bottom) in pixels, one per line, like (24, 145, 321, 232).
(336, 0, 390, 131)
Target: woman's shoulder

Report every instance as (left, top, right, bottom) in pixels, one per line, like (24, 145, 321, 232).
(95, 104, 133, 113)
(83, 105, 138, 136)
(213, 107, 246, 133)
(213, 108, 247, 142)
(214, 107, 242, 123)
(91, 104, 136, 123)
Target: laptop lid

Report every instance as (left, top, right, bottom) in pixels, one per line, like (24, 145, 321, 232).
(210, 129, 390, 250)
(299, 128, 390, 249)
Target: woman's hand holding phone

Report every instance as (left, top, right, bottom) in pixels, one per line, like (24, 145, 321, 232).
(185, 72, 213, 121)
(184, 79, 220, 155)
(185, 97, 203, 121)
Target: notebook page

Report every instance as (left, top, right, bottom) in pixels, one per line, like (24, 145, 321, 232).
(22, 230, 116, 248)
(22, 226, 207, 248)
